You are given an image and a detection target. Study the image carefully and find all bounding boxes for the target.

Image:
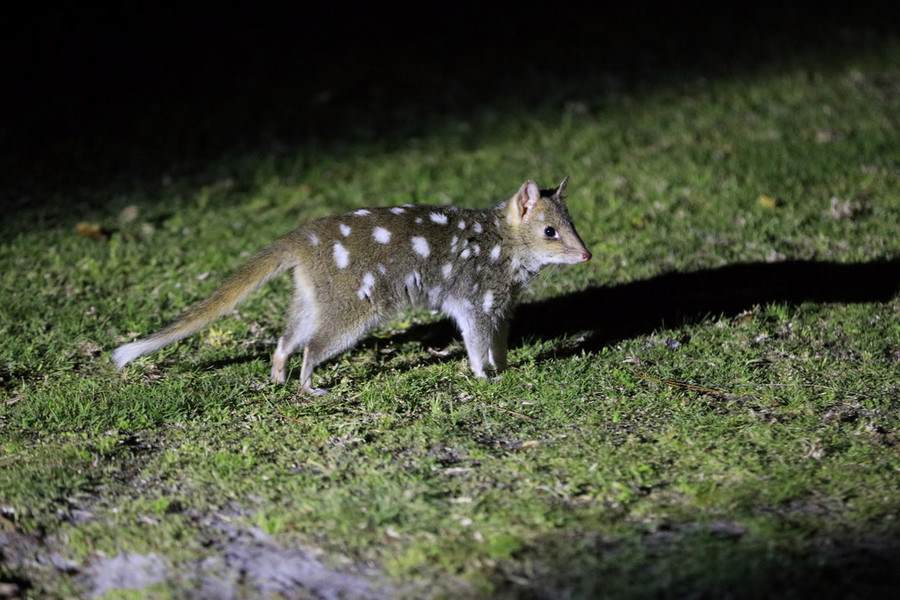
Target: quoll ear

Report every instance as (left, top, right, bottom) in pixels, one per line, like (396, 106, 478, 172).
(507, 180, 540, 225)
(554, 176, 569, 200)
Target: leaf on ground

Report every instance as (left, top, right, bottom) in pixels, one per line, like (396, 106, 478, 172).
(205, 327, 233, 348)
(77, 341, 103, 358)
(757, 194, 780, 209)
(75, 222, 108, 241)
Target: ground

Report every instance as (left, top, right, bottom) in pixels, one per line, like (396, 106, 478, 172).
(1, 29, 899, 599)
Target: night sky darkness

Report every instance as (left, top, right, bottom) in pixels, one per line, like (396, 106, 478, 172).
(4, 5, 898, 208)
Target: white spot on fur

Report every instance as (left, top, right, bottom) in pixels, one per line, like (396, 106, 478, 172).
(473, 222, 483, 233)
(494, 217, 501, 229)
(490, 244, 501, 261)
(415, 217, 423, 224)
(442, 263, 453, 279)
(411, 236, 430, 258)
(482, 291, 494, 313)
(457, 220, 466, 229)
(442, 295, 474, 318)
(333, 242, 349, 269)
(428, 286, 443, 305)
(390, 207, 406, 215)
(353, 209, 371, 216)
(357, 272, 375, 300)
(373, 226, 391, 244)
(450, 235, 458, 251)
(472, 244, 480, 256)
(307, 232, 320, 246)
(429, 212, 448, 224)
(460, 248, 471, 259)
(339, 223, 352, 237)
(377, 263, 387, 274)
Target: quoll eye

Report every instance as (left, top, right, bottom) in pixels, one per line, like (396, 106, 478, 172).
(543, 226, 557, 238)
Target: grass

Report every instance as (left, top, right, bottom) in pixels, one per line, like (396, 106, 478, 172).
(2, 37, 899, 598)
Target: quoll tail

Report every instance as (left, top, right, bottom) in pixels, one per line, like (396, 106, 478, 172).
(112, 241, 295, 369)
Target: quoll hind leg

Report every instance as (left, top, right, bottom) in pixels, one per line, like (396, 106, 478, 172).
(271, 277, 318, 384)
(270, 337, 294, 384)
(270, 320, 314, 384)
(298, 346, 328, 396)
(295, 321, 373, 396)
(292, 308, 383, 395)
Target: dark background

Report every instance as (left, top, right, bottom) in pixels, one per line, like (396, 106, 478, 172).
(2, 8, 899, 596)
(4, 4, 899, 208)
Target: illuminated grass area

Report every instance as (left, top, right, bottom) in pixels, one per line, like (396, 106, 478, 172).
(2, 40, 899, 598)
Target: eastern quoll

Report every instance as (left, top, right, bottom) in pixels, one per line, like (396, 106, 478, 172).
(112, 178, 592, 394)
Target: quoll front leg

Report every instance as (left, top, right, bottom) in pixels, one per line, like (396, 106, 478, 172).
(488, 318, 510, 373)
(461, 328, 490, 378)
(453, 309, 503, 379)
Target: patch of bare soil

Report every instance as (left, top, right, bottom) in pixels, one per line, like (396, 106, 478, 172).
(176, 513, 394, 600)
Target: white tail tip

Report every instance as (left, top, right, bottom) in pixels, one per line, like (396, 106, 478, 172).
(111, 340, 155, 369)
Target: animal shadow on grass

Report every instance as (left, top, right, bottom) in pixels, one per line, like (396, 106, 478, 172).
(200, 259, 899, 377)
(395, 258, 900, 361)
(498, 527, 900, 599)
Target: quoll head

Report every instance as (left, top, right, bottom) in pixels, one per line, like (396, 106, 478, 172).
(505, 177, 592, 265)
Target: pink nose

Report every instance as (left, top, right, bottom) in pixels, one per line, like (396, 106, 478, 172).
(581, 250, 592, 262)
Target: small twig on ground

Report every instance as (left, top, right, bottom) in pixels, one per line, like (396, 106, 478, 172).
(491, 405, 537, 422)
(635, 370, 746, 401)
(275, 408, 305, 425)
